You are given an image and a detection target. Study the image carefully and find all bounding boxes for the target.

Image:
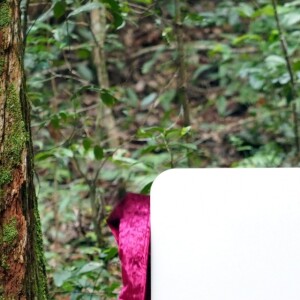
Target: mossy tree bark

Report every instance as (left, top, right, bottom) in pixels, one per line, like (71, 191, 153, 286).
(0, 0, 48, 299)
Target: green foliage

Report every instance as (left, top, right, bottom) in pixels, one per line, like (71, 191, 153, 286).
(23, 0, 300, 298)
(49, 246, 120, 299)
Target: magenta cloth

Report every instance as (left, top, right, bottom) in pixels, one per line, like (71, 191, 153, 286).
(108, 192, 151, 300)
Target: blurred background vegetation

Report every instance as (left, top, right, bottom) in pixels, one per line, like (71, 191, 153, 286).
(24, 0, 300, 298)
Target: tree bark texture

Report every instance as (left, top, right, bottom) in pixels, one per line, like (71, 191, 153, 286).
(90, 7, 120, 148)
(0, 1, 48, 299)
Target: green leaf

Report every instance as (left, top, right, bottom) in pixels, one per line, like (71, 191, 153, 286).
(237, 3, 254, 18)
(216, 96, 227, 116)
(253, 5, 274, 17)
(77, 262, 102, 275)
(232, 34, 261, 45)
(126, 88, 139, 107)
(53, 0, 66, 19)
(103, 0, 120, 12)
(68, 3, 102, 18)
(249, 75, 264, 90)
(282, 12, 300, 27)
(100, 90, 117, 106)
(141, 48, 164, 74)
(181, 126, 191, 136)
(94, 145, 104, 160)
(83, 138, 92, 151)
(158, 89, 176, 111)
(35, 151, 54, 162)
(286, 1, 300, 7)
(265, 55, 286, 68)
(102, 247, 119, 261)
(102, 0, 124, 29)
(137, 127, 164, 138)
(171, 143, 197, 151)
(133, 0, 152, 3)
(140, 181, 153, 195)
(53, 270, 72, 287)
(141, 93, 157, 108)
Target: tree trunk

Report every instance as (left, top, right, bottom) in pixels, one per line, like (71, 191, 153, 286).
(0, 1, 48, 299)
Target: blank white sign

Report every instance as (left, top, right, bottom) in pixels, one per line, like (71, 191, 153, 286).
(151, 169, 300, 300)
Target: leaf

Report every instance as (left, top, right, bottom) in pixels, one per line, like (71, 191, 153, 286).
(141, 93, 157, 108)
(158, 89, 176, 111)
(102, 0, 124, 29)
(83, 138, 92, 151)
(141, 48, 164, 74)
(100, 90, 117, 106)
(253, 4, 274, 18)
(286, 1, 300, 7)
(35, 151, 54, 162)
(249, 75, 264, 90)
(53, 270, 72, 287)
(140, 182, 153, 195)
(137, 127, 164, 138)
(181, 126, 191, 136)
(172, 143, 197, 151)
(68, 3, 102, 18)
(232, 34, 261, 45)
(126, 88, 139, 107)
(265, 55, 286, 68)
(133, 0, 152, 3)
(102, 0, 120, 12)
(94, 145, 104, 160)
(53, 0, 66, 19)
(102, 247, 119, 261)
(111, 11, 124, 29)
(216, 96, 227, 116)
(272, 73, 291, 85)
(77, 63, 94, 82)
(77, 262, 102, 275)
(55, 148, 74, 158)
(282, 12, 300, 27)
(238, 3, 254, 18)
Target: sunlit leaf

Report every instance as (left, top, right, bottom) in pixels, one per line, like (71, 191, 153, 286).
(77, 262, 102, 274)
(68, 3, 102, 18)
(53, 270, 72, 287)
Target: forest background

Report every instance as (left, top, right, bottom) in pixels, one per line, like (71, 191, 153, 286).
(22, 0, 300, 298)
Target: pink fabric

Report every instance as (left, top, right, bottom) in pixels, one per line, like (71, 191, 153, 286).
(108, 192, 150, 300)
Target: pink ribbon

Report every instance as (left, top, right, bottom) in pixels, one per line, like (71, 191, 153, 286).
(108, 193, 150, 300)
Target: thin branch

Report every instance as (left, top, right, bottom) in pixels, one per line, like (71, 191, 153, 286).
(271, 0, 299, 155)
(90, 7, 120, 149)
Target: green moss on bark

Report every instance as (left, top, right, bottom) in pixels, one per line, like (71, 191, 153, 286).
(0, 2, 11, 28)
(33, 209, 48, 299)
(0, 85, 27, 188)
(4, 85, 27, 164)
(0, 217, 18, 271)
(0, 57, 4, 75)
(0, 255, 8, 270)
(2, 217, 17, 244)
(0, 169, 11, 186)
(0, 217, 18, 267)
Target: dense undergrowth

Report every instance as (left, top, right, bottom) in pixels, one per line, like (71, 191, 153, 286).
(24, 0, 300, 298)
